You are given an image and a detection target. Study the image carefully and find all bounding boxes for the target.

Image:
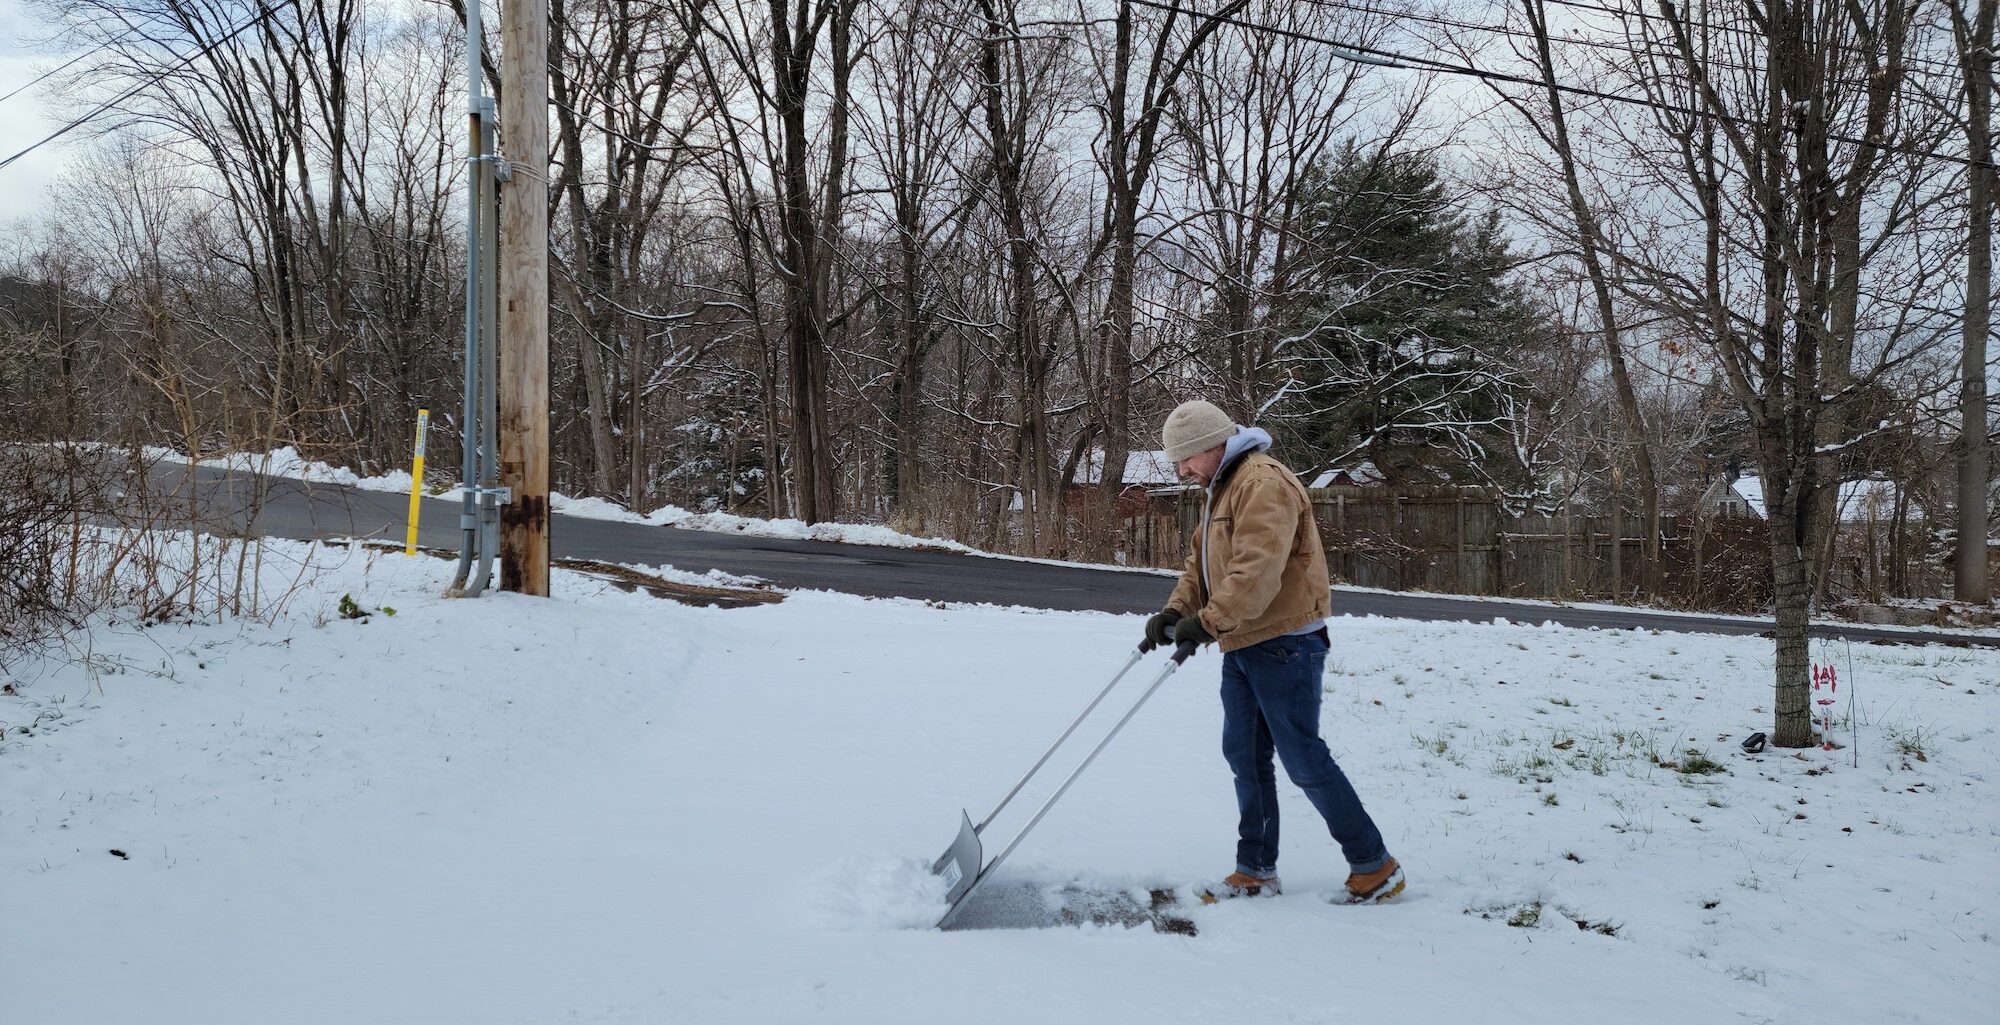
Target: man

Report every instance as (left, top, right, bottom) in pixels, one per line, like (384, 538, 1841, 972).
(1143, 399, 1404, 905)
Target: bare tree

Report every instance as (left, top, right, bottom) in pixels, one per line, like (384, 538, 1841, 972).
(1080, 0, 1249, 539)
(1948, 0, 1994, 603)
(1643, 0, 1936, 746)
(548, 0, 709, 507)
(845, 0, 977, 531)
(1512, 0, 1663, 597)
(1160, 0, 1382, 424)
(679, 0, 861, 524)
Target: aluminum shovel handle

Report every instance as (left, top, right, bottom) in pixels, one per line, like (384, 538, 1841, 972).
(939, 638, 1197, 929)
(929, 647, 1145, 874)
(977, 647, 1144, 833)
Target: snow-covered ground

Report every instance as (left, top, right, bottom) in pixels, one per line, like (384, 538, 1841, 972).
(1339, 582, 2000, 639)
(5, 537, 1996, 1024)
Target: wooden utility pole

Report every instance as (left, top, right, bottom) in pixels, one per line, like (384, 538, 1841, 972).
(499, 0, 550, 595)
(1953, 0, 1994, 605)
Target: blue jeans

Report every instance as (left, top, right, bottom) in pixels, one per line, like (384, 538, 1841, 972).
(1220, 629, 1389, 877)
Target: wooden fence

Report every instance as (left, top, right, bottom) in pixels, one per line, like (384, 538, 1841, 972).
(1157, 485, 1770, 607)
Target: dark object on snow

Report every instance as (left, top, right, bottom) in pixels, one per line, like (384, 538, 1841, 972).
(108, 849, 128, 860)
(1740, 732, 1767, 753)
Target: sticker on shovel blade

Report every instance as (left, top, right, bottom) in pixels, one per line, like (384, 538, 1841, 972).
(940, 860, 963, 891)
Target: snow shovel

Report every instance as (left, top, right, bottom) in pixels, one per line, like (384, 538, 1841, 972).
(933, 629, 1200, 930)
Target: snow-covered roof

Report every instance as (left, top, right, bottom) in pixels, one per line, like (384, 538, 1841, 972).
(1726, 475, 1922, 523)
(1309, 462, 1386, 488)
(1073, 448, 1180, 487)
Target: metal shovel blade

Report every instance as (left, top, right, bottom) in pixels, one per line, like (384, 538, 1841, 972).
(934, 810, 983, 907)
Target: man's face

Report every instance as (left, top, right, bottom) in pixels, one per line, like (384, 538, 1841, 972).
(1176, 444, 1227, 486)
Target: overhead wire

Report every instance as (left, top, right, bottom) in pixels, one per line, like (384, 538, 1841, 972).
(1535, 0, 1963, 76)
(1294, 0, 1960, 91)
(1124, 0, 1991, 170)
(0, 1, 298, 174)
(0, 50, 98, 106)
(0, 8, 225, 106)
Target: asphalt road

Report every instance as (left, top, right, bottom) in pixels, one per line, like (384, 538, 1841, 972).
(140, 462, 2000, 648)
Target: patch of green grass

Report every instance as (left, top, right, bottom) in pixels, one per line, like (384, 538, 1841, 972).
(1888, 726, 1930, 763)
(1412, 732, 1452, 757)
(336, 594, 393, 620)
(1676, 749, 1728, 776)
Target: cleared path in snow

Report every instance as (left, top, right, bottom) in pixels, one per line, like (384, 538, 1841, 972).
(145, 461, 1999, 648)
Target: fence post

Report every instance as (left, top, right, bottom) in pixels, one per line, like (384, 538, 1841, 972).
(1583, 520, 1594, 597)
(1455, 493, 1467, 593)
(1335, 492, 1347, 584)
(1611, 503, 1623, 601)
(1563, 501, 1574, 597)
(1392, 495, 1405, 590)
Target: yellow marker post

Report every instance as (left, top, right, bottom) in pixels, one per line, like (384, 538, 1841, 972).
(405, 409, 431, 555)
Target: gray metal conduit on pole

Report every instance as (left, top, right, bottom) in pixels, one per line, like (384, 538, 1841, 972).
(467, 93, 501, 596)
(448, 0, 487, 595)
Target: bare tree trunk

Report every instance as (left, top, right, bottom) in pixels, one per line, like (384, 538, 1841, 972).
(1768, 488, 1815, 745)
(978, 0, 1051, 555)
(767, 0, 855, 524)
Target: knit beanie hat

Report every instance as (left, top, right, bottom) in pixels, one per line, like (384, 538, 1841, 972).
(1161, 400, 1237, 461)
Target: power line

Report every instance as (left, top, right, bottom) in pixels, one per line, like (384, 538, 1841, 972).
(1534, 0, 1962, 76)
(0, 50, 98, 106)
(1295, 0, 1958, 90)
(0, 10, 225, 107)
(0, 1, 298, 174)
(1124, 0, 1991, 171)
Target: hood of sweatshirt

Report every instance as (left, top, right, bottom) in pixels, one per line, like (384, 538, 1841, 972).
(1208, 426, 1272, 497)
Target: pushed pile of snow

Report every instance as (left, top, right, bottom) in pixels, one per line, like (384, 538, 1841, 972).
(4, 537, 1995, 1023)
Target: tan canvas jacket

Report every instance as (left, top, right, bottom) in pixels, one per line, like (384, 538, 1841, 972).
(1166, 451, 1331, 652)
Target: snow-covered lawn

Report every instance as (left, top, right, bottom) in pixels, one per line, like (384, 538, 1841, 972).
(4, 538, 1995, 1024)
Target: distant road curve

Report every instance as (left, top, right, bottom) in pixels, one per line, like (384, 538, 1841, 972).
(146, 462, 2000, 649)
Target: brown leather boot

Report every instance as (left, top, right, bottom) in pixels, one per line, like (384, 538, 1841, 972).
(1342, 858, 1405, 904)
(1197, 871, 1282, 904)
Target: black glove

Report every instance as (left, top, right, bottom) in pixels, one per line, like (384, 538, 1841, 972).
(1142, 608, 1182, 651)
(1174, 614, 1216, 648)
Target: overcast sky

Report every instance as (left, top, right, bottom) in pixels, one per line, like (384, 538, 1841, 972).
(0, 0, 65, 228)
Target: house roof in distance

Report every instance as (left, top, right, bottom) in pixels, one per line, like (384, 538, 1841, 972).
(1073, 448, 1180, 487)
(1309, 461, 1386, 488)
(1730, 475, 1923, 522)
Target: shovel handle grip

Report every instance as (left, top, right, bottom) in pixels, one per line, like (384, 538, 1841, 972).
(1140, 619, 1201, 662)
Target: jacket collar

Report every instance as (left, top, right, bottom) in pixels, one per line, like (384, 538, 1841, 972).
(1206, 426, 1272, 501)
